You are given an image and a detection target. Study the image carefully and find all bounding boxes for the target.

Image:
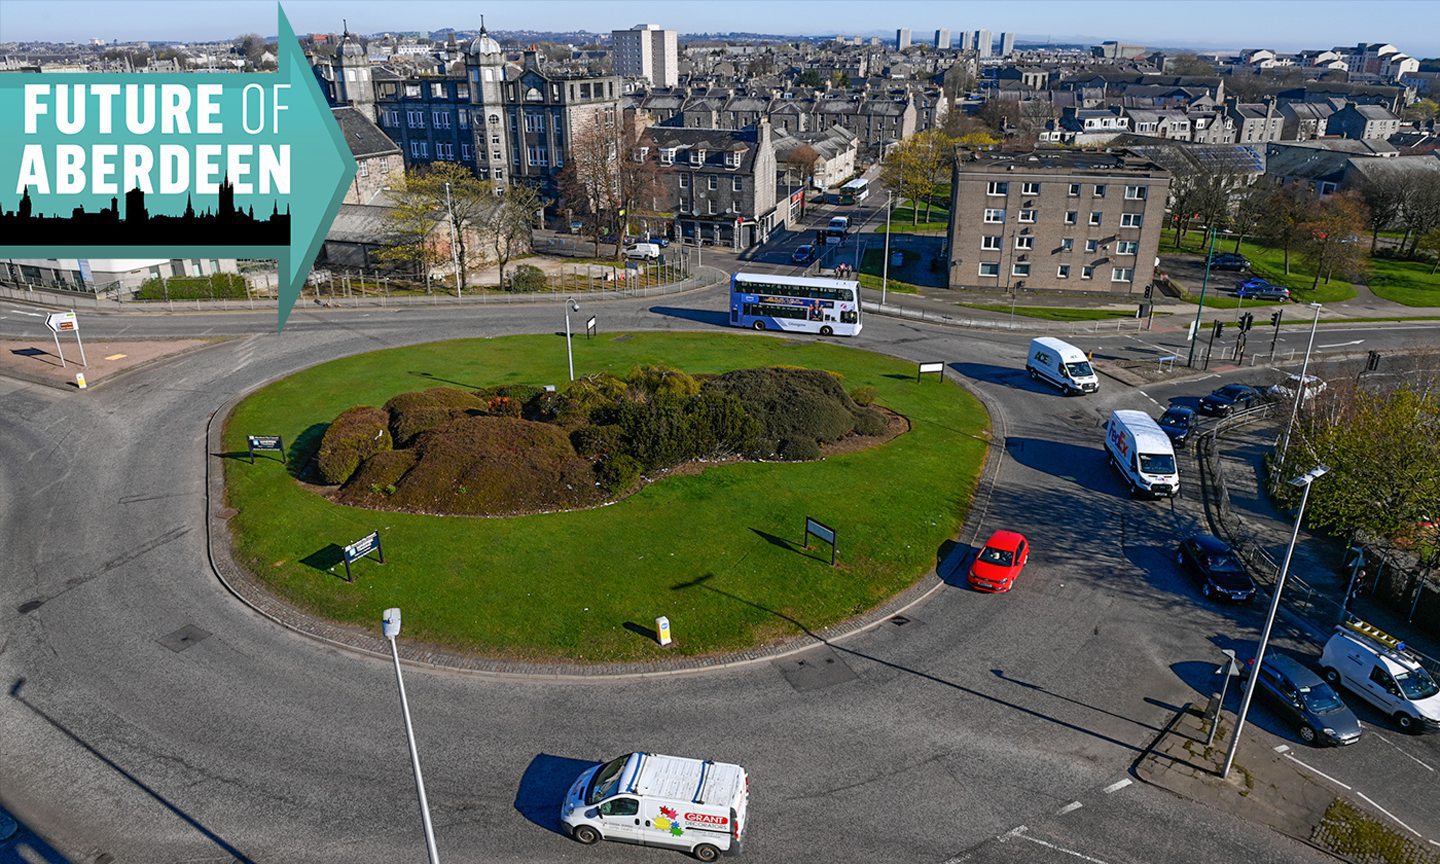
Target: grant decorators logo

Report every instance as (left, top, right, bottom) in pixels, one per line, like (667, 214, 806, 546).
(0, 5, 355, 330)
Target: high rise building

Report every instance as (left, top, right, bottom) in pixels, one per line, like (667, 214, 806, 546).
(1000, 32, 1015, 56)
(959, 30, 974, 51)
(935, 28, 950, 50)
(897, 28, 912, 50)
(612, 23, 679, 87)
(975, 29, 993, 57)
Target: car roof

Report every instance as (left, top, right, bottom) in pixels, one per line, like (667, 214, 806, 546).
(1264, 654, 1324, 687)
(1190, 534, 1233, 553)
(983, 530, 1027, 550)
(1162, 405, 1194, 416)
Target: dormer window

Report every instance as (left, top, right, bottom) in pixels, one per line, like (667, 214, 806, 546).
(690, 148, 706, 165)
(726, 151, 742, 168)
(660, 148, 676, 165)
(634, 147, 649, 162)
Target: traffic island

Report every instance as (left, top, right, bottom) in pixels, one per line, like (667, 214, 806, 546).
(0, 338, 217, 390)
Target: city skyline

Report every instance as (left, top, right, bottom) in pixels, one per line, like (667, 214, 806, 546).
(2, 0, 1438, 58)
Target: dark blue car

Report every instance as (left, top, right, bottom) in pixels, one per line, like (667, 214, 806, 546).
(1157, 406, 1195, 445)
(1250, 654, 1362, 746)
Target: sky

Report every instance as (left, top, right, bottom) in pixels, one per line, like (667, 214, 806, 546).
(2, 0, 1438, 58)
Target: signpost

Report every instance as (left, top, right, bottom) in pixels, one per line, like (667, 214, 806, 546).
(247, 435, 286, 464)
(342, 530, 385, 583)
(804, 516, 838, 566)
(586, 315, 597, 340)
(45, 311, 87, 369)
(1207, 649, 1241, 746)
(917, 361, 945, 383)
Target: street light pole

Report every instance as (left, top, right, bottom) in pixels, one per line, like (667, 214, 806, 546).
(880, 191, 892, 305)
(444, 182, 461, 298)
(565, 297, 579, 382)
(1279, 302, 1324, 469)
(1186, 224, 1218, 367)
(1221, 465, 1329, 780)
(381, 609, 441, 864)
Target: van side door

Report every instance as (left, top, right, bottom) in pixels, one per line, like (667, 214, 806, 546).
(640, 799, 692, 850)
(597, 797, 645, 844)
(1365, 665, 1403, 712)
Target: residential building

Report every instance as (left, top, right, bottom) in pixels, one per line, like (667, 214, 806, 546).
(935, 29, 951, 50)
(975, 30, 993, 58)
(1224, 98, 1284, 144)
(772, 125, 859, 191)
(1092, 41, 1148, 60)
(638, 120, 779, 248)
(1000, 32, 1015, 57)
(613, 23, 679, 88)
(1328, 103, 1402, 140)
(897, 28, 912, 51)
(947, 149, 1170, 293)
(332, 107, 404, 205)
(1277, 102, 1333, 141)
(959, 31, 975, 52)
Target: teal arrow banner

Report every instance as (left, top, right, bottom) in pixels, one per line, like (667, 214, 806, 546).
(0, 4, 356, 331)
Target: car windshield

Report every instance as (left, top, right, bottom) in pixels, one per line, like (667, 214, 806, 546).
(1159, 411, 1188, 427)
(586, 756, 628, 805)
(1396, 668, 1440, 701)
(979, 546, 1014, 566)
(1203, 552, 1244, 573)
(1138, 453, 1176, 474)
(1298, 683, 1345, 714)
(1065, 361, 1093, 378)
(1218, 386, 1246, 398)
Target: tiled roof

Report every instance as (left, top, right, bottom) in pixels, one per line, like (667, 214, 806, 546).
(331, 107, 402, 158)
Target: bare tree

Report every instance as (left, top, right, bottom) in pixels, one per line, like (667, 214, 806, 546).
(1262, 180, 1317, 275)
(1356, 170, 1411, 253)
(1229, 179, 1272, 253)
(1299, 191, 1370, 289)
(1397, 173, 1440, 258)
(480, 182, 544, 289)
(558, 108, 662, 260)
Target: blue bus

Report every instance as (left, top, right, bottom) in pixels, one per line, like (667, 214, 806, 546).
(730, 272, 862, 336)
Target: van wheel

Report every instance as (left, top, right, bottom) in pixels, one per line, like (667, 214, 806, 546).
(1395, 712, 1419, 734)
(693, 844, 721, 863)
(820, 325, 834, 336)
(753, 321, 766, 331)
(1299, 725, 1318, 745)
(1321, 667, 1341, 686)
(573, 825, 600, 845)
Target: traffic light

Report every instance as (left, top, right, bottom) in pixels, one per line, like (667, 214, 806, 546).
(1240, 313, 1254, 332)
(1212, 320, 1225, 338)
(1143, 283, 1154, 300)
(1270, 310, 1284, 327)
(1366, 350, 1381, 372)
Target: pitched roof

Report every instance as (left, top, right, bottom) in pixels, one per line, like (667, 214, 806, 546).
(331, 107, 401, 158)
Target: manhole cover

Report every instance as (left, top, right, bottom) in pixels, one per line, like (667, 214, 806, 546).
(158, 625, 212, 653)
(773, 645, 858, 692)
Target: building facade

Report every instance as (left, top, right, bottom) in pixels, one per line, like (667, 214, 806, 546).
(637, 121, 779, 249)
(947, 149, 1170, 294)
(935, 29, 950, 50)
(612, 24, 679, 88)
(332, 107, 404, 205)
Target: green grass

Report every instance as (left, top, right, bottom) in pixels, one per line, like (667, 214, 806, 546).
(1366, 256, 1440, 307)
(857, 248, 933, 294)
(1161, 235, 1356, 304)
(876, 220, 949, 234)
(957, 303, 1140, 322)
(135, 273, 249, 301)
(223, 333, 989, 662)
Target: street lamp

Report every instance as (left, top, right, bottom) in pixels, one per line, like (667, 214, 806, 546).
(1221, 464, 1330, 780)
(1279, 302, 1324, 469)
(564, 297, 580, 382)
(381, 608, 442, 864)
(880, 191, 893, 305)
(1186, 223, 1219, 368)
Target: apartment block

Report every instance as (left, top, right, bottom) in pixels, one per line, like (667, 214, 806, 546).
(613, 23, 679, 87)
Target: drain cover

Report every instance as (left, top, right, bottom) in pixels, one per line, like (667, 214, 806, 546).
(158, 625, 212, 653)
(773, 645, 858, 692)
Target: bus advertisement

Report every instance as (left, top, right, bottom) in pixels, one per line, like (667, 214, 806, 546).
(729, 272, 862, 336)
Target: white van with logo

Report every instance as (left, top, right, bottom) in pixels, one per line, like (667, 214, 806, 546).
(562, 752, 748, 861)
(1320, 620, 1440, 733)
(1105, 410, 1179, 498)
(1026, 337, 1099, 395)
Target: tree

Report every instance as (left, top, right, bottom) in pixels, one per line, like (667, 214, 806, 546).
(1356, 169, 1410, 253)
(1298, 191, 1369, 289)
(1167, 166, 1232, 246)
(977, 99, 1019, 135)
(1397, 173, 1440, 258)
(910, 129, 956, 222)
(481, 182, 545, 289)
(795, 69, 824, 88)
(372, 179, 446, 290)
(1401, 98, 1439, 123)
(831, 71, 850, 89)
(1262, 180, 1317, 275)
(1167, 54, 1216, 76)
(942, 61, 976, 100)
(557, 108, 661, 260)
(404, 162, 494, 292)
(1418, 228, 1440, 275)
(942, 111, 997, 141)
(780, 144, 821, 191)
(1229, 180, 1272, 253)
(881, 134, 944, 225)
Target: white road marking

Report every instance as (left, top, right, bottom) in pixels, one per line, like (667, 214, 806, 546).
(1136, 390, 1160, 407)
(1102, 778, 1132, 794)
(1273, 744, 1290, 753)
(5, 308, 45, 317)
(1056, 801, 1083, 815)
(1317, 339, 1363, 348)
(1369, 730, 1435, 772)
(1007, 827, 1115, 864)
(1355, 791, 1421, 837)
(1282, 753, 1351, 790)
(1429, 839, 1440, 848)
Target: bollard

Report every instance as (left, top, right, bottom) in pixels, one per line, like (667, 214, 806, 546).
(655, 616, 672, 647)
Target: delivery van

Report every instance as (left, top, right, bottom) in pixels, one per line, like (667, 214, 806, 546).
(1026, 337, 1099, 395)
(562, 751, 749, 861)
(1320, 619, 1440, 734)
(624, 242, 662, 260)
(1105, 409, 1179, 498)
(828, 216, 850, 233)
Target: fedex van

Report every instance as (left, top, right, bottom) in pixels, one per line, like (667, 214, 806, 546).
(562, 751, 749, 861)
(1026, 337, 1099, 395)
(1105, 410, 1179, 498)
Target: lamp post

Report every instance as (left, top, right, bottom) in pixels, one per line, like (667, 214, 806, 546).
(381, 608, 441, 864)
(880, 191, 893, 305)
(564, 297, 580, 382)
(444, 182, 461, 298)
(1221, 464, 1329, 780)
(1186, 224, 1218, 367)
(1279, 302, 1324, 469)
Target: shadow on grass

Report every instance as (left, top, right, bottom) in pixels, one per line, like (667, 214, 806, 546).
(287, 422, 328, 481)
(411, 370, 483, 390)
(514, 753, 600, 836)
(211, 450, 261, 462)
(300, 543, 346, 577)
(749, 527, 833, 564)
(623, 621, 658, 643)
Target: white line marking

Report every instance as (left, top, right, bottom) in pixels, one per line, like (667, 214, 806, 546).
(1355, 791, 1422, 837)
(1009, 828, 1115, 864)
(1273, 744, 1290, 753)
(1282, 753, 1351, 790)
(1102, 778, 1132, 794)
(5, 308, 44, 317)
(1428, 839, 1440, 848)
(1056, 801, 1083, 815)
(1317, 339, 1363, 348)
(1370, 731, 1435, 772)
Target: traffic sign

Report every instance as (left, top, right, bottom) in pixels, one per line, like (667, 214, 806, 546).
(45, 311, 78, 333)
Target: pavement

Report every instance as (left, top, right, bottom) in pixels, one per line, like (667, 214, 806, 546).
(0, 337, 217, 391)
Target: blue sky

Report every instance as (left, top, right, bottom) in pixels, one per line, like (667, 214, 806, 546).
(3, 1, 1437, 58)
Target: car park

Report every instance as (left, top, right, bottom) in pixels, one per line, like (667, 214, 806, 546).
(1321, 620, 1440, 733)
(1198, 383, 1264, 417)
(791, 244, 815, 264)
(1156, 406, 1195, 445)
(968, 530, 1030, 593)
(1210, 253, 1250, 271)
(1176, 534, 1256, 602)
(1267, 373, 1327, 402)
(1234, 280, 1291, 301)
(1248, 654, 1362, 746)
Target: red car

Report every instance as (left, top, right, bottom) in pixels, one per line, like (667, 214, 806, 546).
(968, 530, 1030, 593)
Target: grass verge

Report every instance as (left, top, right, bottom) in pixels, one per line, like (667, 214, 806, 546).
(957, 303, 1142, 322)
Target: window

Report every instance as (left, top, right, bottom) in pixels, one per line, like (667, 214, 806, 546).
(1093, 184, 1106, 198)
(409, 141, 428, 158)
(525, 112, 545, 132)
(691, 149, 706, 165)
(461, 143, 473, 160)
(1121, 213, 1143, 228)
(358, 162, 369, 177)
(1012, 262, 1031, 277)
(708, 176, 718, 190)
(732, 177, 743, 192)
(984, 209, 1005, 223)
(436, 142, 453, 160)
(457, 85, 469, 100)
(1085, 239, 1099, 253)
(981, 235, 1001, 250)
(660, 148, 676, 165)
(1060, 238, 1074, 252)
(1124, 185, 1146, 200)
(979, 262, 1000, 277)
(1018, 209, 1036, 223)
(526, 146, 548, 166)
(508, 113, 518, 131)
(1117, 240, 1138, 255)
(1089, 212, 1102, 226)
(432, 111, 451, 129)
(987, 181, 1008, 196)
(404, 84, 421, 98)
(407, 110, 425, 128)
(679, 174, 689, 188)
(458, 110, 470, 129)
(1068, 183, 1081, 197)
(600, 798, 640, 817)
(491, 133, 501, 144)
(431, 83, 446, 99)
(1064, 211, 1077, 225)
(633, 147, 648, 162)
(1112, 267, 1134, 282)
(1081, 266, 1094, 280)
(1057, 264, 1071, 278)
(727, 152, 742, 168)
(1015, 236, 1034, 250)
(492, 150, 502, 161)
(707, 198, 716, 214)
(1022, 182, 1040, 195)
(382, 109, 400, 126)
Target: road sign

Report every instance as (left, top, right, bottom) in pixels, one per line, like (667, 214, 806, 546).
(247, 435, 286, 464)
(340, 530, 385, 583)
(45, 312, 78, 333)
(804, 516, 838, 566)
(656, 616, 672, 647)
(917, 361, 944, 383)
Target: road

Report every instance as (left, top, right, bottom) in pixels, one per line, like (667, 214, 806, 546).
(1, 247, 1437, 863)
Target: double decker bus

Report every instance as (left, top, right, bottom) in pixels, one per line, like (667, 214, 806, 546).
(837, 178, 870, 205)
(730, 272, 862, 337)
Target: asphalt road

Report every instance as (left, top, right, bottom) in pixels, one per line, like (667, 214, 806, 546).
(1, 256, 1437, 864)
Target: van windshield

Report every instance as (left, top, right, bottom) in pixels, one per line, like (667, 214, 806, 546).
(1138, 453, 1176, 475)
(586, 755, 629, 805)
(1065, 361, 1093, 379)
(1396, 668, 1440, 701)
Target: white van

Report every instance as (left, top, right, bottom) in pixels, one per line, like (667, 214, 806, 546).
(1105, 410, 1179, 498)
(1026, 337, 1099, 395)
(562, 752, 749, 861)
(1320, 620, 1440, 733)
(828, 216, 850, 233)
(625, 242, 662, 260)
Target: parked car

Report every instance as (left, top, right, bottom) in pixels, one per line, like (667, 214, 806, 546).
(1267, 373, 1327, 402)
(791, 244, 815, 264)
(1248, 654, 1362, 746)
(1176, 534, 1256, 602)
(623, 243, 662, 261)
(1235, 280, 1291, 301)
(641, 235, 670, 247)
(1210, 253, 1250, 271)
(1198, 383, 1264, 417)
(1156, 406, 1196, 445)
(968, 530, 1030, 593)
